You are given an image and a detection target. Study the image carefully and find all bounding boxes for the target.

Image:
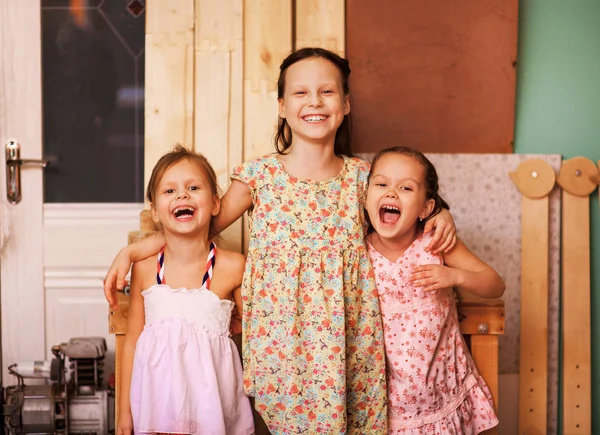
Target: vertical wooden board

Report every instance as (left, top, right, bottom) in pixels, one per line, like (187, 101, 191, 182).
(194, 0, 244, 252)
(470, 335, 498, 435)
(243, 0, 292, 251)
(295, 0, 345, 55)
(243, 0, 292, 162)
(562, 191, 591, 435)
(114, 333, 125, 428)
(145, 0, 195, 189)
(518, 196, 549, 435)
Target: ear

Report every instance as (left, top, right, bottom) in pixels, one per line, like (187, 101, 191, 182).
(343, 95, 351, 116)
(278, 98, 286, 119)
(212, 195, 221, 217)
(420, 198, 435, 220)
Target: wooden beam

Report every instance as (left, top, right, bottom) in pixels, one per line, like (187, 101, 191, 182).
(194, 0, 244, 252)
(145, 0, 195, 190)
(509, 159, 555, 435)
(295, 0, 346, 55)
(243, 0, 292, 251)
(558, 157, 597, 435)
(471, 335, 499, 435)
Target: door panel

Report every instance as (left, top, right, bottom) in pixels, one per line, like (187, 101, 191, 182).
(0, 0, 45, 383)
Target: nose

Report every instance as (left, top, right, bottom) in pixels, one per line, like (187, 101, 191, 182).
(308, 92, 323, 107)
(176, 189, 189, 199)
(384, 188, 398, 198)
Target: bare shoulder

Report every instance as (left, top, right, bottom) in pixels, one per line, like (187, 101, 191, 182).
(216, 249, 246, 273)
(215, 249, 246, 286)
(442, 238, 488, 270)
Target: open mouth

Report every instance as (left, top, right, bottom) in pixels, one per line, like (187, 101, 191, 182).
(172, 206, 195, 220)
(379, 205, 400, 224)
(302, 115, 328, 123)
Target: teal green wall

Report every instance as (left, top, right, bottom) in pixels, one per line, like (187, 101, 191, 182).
(514, 0, 600, 432)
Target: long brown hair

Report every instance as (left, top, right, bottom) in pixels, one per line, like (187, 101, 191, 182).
(274, 47, 353, 157)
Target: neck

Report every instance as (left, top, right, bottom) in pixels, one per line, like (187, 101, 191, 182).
(163, 231, 211, 263)
(371, 227, 419, 261)
(280, 141, 343, 181)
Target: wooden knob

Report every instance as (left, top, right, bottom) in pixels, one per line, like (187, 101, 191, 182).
(557, 156, 598, 196)
(509, 159, 556, 199)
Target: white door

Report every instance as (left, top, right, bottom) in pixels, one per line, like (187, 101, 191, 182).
(0, 0, 145, 385)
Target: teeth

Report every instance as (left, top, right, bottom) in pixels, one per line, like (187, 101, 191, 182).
(382, 205, 399, 212)
(304, 115, 326, 122)
(173, 206, 195, 218)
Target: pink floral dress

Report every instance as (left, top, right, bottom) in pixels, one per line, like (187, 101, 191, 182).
(367, 232, 499, 434)
(231, 154, 387, 435)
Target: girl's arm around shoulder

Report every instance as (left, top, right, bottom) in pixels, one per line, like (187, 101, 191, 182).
(442, 239, 505, 299)
(104, 232, 166, 310)
(211, 181, 253, 237)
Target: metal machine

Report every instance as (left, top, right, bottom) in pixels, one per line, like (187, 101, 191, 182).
(3, 337, 114, 434)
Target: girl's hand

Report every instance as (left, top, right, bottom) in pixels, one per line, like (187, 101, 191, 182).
(117, 412, 134, 435)
(423, 208, 457, 253)
(410, 264, 461, 292)
(104, 250, 133, 311)
(230, 311, 242, 335)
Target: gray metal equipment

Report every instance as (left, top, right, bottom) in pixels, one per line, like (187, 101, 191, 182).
(3, 337, 114, 434)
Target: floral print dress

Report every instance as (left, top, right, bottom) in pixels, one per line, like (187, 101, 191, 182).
(231, 154, 387, 435)
(367, 232, 499, 434)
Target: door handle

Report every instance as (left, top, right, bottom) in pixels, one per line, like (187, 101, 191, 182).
(5, 140, 55, 205)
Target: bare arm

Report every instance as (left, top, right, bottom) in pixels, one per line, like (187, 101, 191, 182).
(411, 239, 505, 299)
(117, 261, 147, 432)
(442, 240, 505, 298)
(211, 180, 253, 237)
(104, 232, 166, 310)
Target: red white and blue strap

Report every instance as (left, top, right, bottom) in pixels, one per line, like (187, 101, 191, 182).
(203, 242, 217, 289)
(156, 249, 166, 285)
(155, 242, 216, 288)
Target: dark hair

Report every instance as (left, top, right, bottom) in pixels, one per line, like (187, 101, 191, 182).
(146, 145, 220, 205)
(274, 47, 353, 157)
(367, 146, 450, 233)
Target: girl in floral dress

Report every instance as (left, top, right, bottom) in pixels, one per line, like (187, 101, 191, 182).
(365, 146, 504, 434)
(105, 49, 456, 434)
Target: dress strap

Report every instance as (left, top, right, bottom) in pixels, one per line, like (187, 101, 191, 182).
(156, 249, 165, 285)
(202, 241, 217, 289)
(156, 242, 216, 288)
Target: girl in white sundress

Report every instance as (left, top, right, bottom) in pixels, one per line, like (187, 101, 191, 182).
(117, 146, 254, 435)
(364, 146, 504, 434)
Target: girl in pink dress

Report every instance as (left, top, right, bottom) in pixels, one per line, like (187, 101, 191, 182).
(118, 146, 254, 435)
(364, 146, 504, 434)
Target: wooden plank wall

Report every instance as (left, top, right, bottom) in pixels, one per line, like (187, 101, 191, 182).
(145, 0, 345, 250)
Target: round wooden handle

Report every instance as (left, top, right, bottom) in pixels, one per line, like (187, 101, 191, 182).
(557, 156, 598, 196)
(509, 159, 556, 199)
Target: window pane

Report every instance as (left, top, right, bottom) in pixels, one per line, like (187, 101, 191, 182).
(42, 0, 145, 202)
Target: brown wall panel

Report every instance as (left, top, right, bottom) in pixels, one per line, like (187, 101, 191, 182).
(346, 1, 519, 153)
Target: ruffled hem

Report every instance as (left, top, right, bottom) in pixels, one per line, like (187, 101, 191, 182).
(388, 376, 499, 435)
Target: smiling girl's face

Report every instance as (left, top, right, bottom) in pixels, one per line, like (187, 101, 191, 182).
(365, 152, 435, 246)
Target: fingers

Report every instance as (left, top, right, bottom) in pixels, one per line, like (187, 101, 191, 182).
(425, 225, 444, 252)
(422, 218, 434, 234)
(444, 234, 458, 253)
(103, 276, 118, 311)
